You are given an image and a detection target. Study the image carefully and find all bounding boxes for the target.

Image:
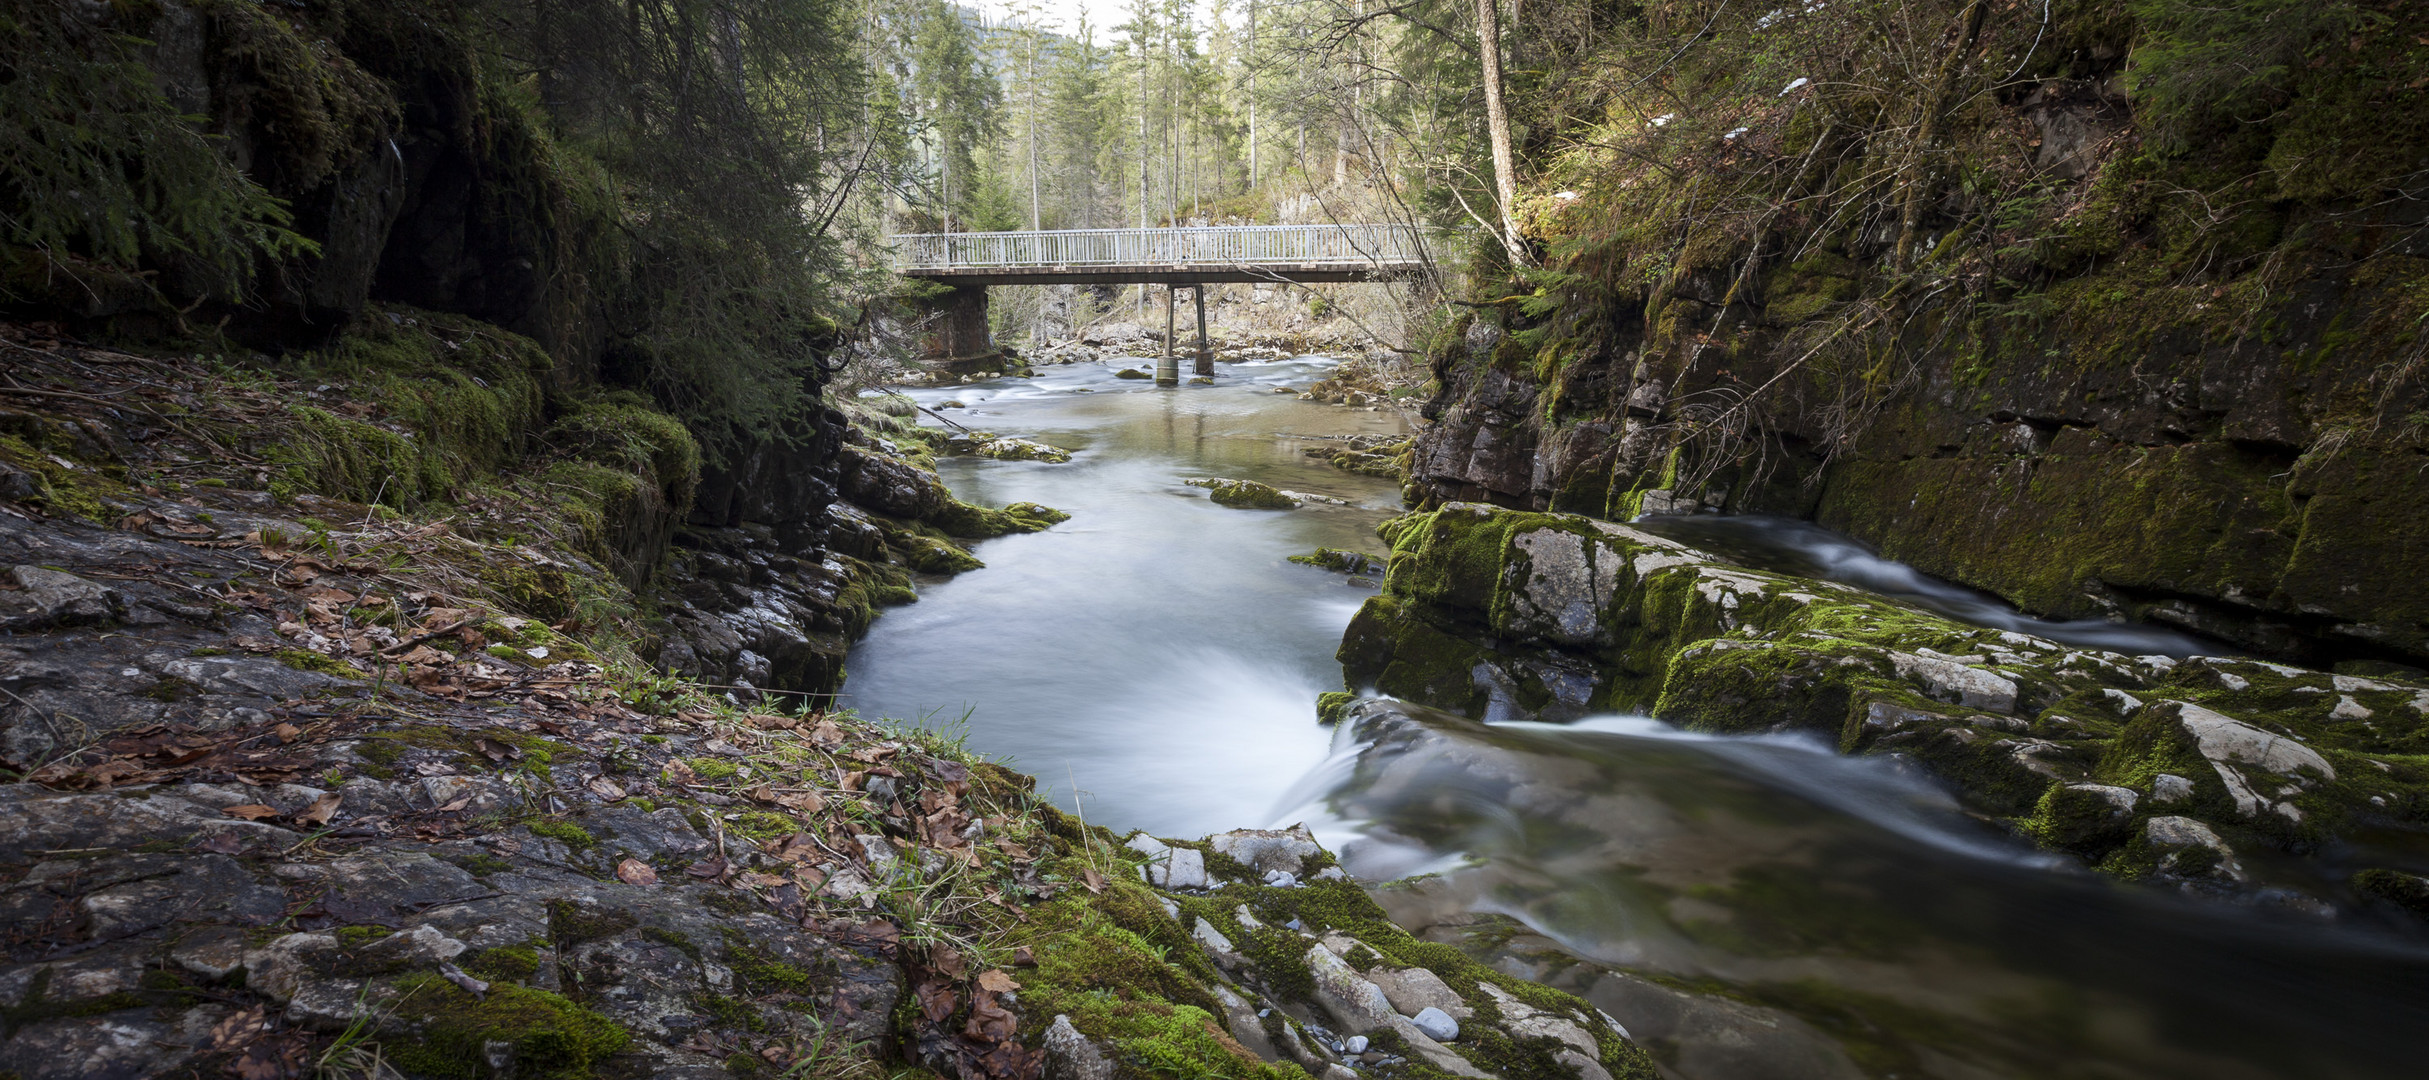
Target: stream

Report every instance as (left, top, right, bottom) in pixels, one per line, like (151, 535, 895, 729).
(845, 357, 2429, 1080)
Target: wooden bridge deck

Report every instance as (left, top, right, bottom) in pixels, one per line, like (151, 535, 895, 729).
(891, 224, 1433, 285)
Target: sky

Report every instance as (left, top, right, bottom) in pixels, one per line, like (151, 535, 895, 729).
(964, 0, 1176, 38)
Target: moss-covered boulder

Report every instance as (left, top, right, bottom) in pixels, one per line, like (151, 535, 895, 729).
(972, 436, 1074, 463)
(1336, 503, 2429, 909)
(1188, 478, 1299, 510)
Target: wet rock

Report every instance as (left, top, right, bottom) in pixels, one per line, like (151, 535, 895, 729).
(1410, 1006, 1460, 1040)
(1185, 477, 1298, 509)
(0, 786, 298, 863)
(1370, 966, 1469, 1019)
(1127, 835, 1207, 889)
(0, 1002, 229, 1080)
(1305, 943, 1398, 1033)
(973, 437, 1073, 464)
(2142, 815, 2246, 882)
(0, 566, 121, 631)
(1044, 1013, 1116, 1080)
(1210, 824, 1323, 877)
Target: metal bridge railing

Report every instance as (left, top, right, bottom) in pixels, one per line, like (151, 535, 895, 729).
(892, 224, 1434, 270)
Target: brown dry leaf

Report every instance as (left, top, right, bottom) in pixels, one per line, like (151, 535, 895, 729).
(586, 775, 627, 801)
(473, 738, 520, 763)
(271, 722, 303, 743)
(930, 943, 967, 978)
(776, 790, 825, 813)
(436, 796, 472, 813)
(293, 793, 341, 827)
(1012, 945, 1036, 967)
(397, 645, 450, 665)
(685, 855, 729, 880)
(746, 784, 777, 805)
(745, 713, 798, 731)
(663, 759, 699, 784)
(616, 858, 660, 885)
(206, 1006, 267, 1052)
(1080, 865, 1105, 894)
(849, 745, 898, 764)
(222, 804, 280, 821)
(809, 720, 845, 749)
(974, 969, 1020, 994)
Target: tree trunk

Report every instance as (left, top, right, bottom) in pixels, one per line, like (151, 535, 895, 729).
(1474, 0, 1526, 266)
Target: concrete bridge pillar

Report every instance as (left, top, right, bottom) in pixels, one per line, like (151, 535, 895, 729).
(917, 284, 1004, 376)
(1156, 286, 1179, 387)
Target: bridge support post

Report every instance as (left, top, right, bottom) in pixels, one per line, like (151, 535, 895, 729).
(1193, 286, 1212, 376)
(915, 283, 1004, 377)
(1156, 287, 1179, 387)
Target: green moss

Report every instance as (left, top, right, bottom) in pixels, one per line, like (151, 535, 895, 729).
(1290, 548, 1385, 576)
(726, 812, 796, 842)
(377, 976, 629, 1079)
(717, 929, 823, 995)
(1190, 478, 1298, 510)
(0, 434, 123, 522)
(465, 945, 545, 983)
(2352, 869, 2429, 920)
(547, 900, 637, 947)
(1315, 691, 1356, 726)
(334, 925, 396, 949)
(684, 757, 740, 781)
(527, 820, 597, 850)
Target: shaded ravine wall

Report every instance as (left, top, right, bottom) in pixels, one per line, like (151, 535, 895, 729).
(1408, 6, 2429, 669)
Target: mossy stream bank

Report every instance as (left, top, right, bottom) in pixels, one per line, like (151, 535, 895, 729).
(0, 325, 1648, 1079)
(1332, 503, 2429, 918)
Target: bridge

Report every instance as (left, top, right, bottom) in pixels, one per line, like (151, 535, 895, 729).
(893, 224, 1433, 285)
(892, 223, 1436, 385)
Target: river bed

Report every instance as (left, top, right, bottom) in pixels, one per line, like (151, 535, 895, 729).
(845, 357, 2429, 1080)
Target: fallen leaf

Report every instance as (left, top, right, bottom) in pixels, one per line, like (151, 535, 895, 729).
(746, 713, 798, 730)
(294, 793, 341, 827)
(776, 790, 825, 813)
(809, 720, 845, 748)
(586, 775, 627, 801)
(616, 858, 659, 885)
(685, 855, 729, 880)
(272, 722, 302, 743)
(931, 943, 967, 978)
(1080, 865, 1105, 894)
(1012, 945, 1036, 967)
(222, 804, 280, 820)
(474, 738, 520, 763)
(437, 796, 472, 813)
(975, 969, 1020, 994)
(206, 1006, 267, 1052)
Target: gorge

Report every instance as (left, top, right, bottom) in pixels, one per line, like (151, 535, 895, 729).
(2, 1, 2426, 1079)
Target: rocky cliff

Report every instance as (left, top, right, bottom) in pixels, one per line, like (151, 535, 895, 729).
(1409, 0, 2429, 668)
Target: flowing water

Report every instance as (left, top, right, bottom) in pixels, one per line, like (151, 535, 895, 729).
(845, 357, 2429, 1080)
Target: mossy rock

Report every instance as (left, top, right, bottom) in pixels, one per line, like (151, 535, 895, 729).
(375, 976, 630, 1079)
(1186, 478, 1297, 510)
